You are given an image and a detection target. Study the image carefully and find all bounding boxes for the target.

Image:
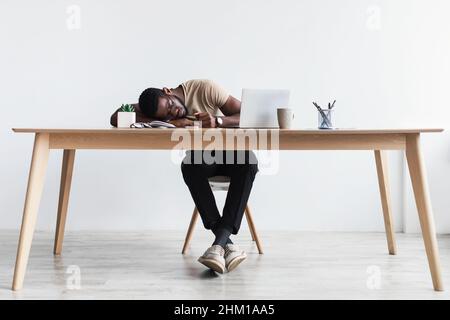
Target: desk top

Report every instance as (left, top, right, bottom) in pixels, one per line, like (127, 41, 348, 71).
(12, 127, 444, 134)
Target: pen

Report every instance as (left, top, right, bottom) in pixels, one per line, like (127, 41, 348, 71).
(313, 102, 332, 127)
(185, 115, 197, 121)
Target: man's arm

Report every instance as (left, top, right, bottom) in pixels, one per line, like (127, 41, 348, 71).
(110, 103, 193, 128)
(110, 103, 156, 127)
(218, 95, 241, 127)
(168, 118, 195, 127)
(194, 95, 241, 128)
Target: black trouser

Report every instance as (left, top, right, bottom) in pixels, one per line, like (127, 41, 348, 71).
(181, 150, 258, 235)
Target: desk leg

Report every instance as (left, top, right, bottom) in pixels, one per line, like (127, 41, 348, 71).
(12, 133, 50, 290)
(405, 133, 444, 291)
(374, 150, 397, 255)
(54, 149, 76, 255)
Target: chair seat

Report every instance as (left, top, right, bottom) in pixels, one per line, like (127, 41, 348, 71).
(208, 175, 231, 183)
(208, 176, 230, 191)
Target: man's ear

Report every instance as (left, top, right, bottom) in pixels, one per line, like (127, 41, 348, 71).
(162, 87, 172, 95)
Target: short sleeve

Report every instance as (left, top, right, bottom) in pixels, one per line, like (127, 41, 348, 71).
(205, 80, 229, 107)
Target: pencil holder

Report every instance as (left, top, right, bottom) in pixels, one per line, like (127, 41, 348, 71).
(318, 109, 334, 129)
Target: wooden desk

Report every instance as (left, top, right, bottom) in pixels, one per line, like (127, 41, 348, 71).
(11, 128, 445, 291)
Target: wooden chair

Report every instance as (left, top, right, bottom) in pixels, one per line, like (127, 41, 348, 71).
(182, 175, 263, 254)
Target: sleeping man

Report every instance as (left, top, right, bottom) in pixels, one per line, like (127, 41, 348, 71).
(110, 79, 258, 273)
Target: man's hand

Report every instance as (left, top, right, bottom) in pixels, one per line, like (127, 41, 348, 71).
(195, 112, 216, 128)
(168, 118, 194, 128)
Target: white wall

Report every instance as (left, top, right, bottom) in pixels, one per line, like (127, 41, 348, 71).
(1, 0, 449, 233)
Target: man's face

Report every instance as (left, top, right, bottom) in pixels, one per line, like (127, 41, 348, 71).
(154, 94, 187, 120)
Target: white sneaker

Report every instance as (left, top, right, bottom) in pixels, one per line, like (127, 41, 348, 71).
(198, 245, 226, 274)
(224, 244, 247, 272)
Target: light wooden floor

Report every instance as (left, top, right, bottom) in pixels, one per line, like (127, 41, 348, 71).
(0, 230, 449, 300)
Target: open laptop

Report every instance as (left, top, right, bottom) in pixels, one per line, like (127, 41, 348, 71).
(238, 89, 290, 128)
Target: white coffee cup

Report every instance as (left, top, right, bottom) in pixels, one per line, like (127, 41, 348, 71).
(277, 108, 295, 129)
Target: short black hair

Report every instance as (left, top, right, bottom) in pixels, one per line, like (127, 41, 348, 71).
(138, 88, 165, 117)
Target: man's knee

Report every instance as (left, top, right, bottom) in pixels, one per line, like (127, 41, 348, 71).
(181, 162, 209, 184)
(181, 162, 197, 177)
(233, 162, 258, 179)
(247, 162, 259, 177)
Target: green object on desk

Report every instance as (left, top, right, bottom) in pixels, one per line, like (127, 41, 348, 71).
(120, 104, 135, 112)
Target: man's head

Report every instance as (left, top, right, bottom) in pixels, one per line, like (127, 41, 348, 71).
(138, 87, 187, 120)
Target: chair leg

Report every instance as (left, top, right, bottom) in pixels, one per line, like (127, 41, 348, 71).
(245, 204, 264, 254)
(244, 206, 256, 241)
(182, 207, 199, 254)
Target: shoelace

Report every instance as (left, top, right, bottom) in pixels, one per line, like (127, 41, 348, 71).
(224, 245, 238, 256)
(207, 245, 225, 256)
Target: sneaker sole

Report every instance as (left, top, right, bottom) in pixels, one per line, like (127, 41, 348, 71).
(198, 257, 225, 274)
(226, 255, 247, 272)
